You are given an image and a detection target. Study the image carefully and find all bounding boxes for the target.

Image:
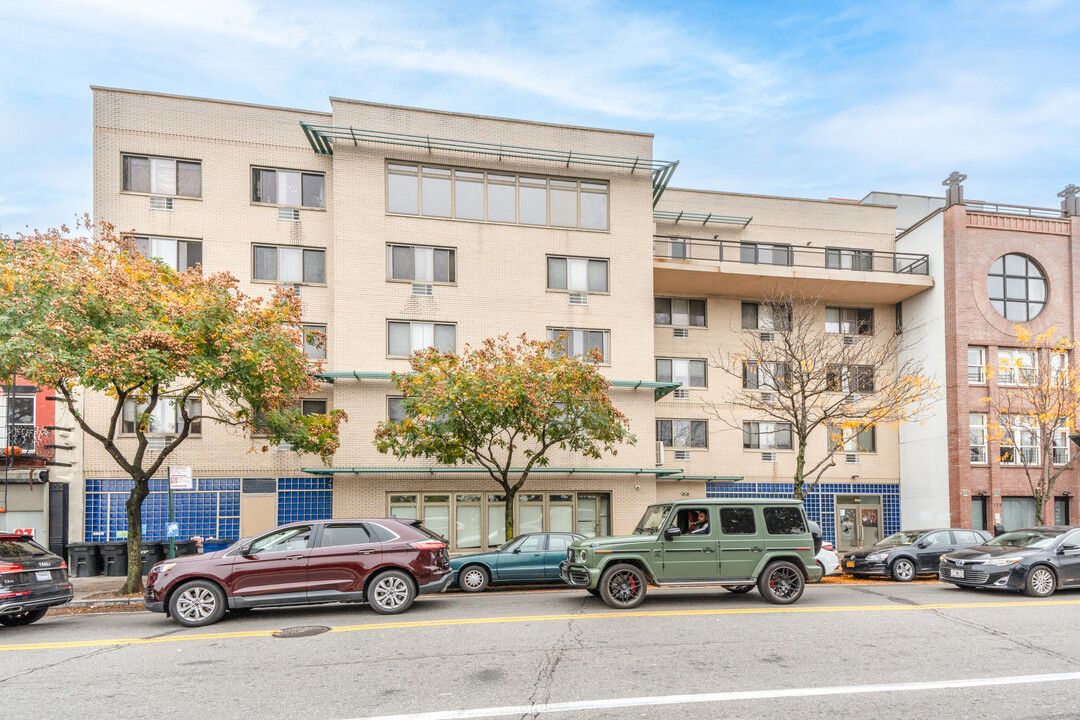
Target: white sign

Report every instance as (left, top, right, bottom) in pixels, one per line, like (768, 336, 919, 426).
(169, 466, 193, 491)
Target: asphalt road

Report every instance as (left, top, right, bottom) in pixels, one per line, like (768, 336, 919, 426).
(3, 582, 1080, 720)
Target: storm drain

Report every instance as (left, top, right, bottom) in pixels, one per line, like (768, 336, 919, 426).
(272, 625, 331, 639)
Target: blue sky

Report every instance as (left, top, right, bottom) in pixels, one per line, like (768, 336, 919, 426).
(1, 0, 1077, 233)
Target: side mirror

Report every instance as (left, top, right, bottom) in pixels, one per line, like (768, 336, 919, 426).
(916, 541, 930, 549)
(512, 547, 522, 554)
(665, 526, 682, 539)
(239, 543, 254, 556)
(1061, 542, 1080, 553)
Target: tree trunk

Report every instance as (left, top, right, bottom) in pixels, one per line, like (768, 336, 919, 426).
(793, 440, 807, 500)
(504, 487, 517, 542)
(122, 477, 149, 595)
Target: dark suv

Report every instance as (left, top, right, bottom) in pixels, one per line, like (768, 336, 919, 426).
(0, 532, 73, 626)
(145, 518, 452, 627)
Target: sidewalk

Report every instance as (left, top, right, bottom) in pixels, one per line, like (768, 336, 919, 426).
(66, 575, 147, 609)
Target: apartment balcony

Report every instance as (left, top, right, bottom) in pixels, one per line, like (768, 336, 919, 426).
(653, 236, 933, 303)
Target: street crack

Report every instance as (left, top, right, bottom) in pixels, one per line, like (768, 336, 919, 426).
(519, 594, 587, 720)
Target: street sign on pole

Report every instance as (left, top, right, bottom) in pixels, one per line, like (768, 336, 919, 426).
(166, 467, 192, 559)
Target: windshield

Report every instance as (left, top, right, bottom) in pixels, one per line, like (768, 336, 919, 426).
(634, 504, 673, 535)
(0, 538, 50, 558)
(987, 530, 1061, 548)
(498, 537, 522, 552)
(874, 531, 924, 548)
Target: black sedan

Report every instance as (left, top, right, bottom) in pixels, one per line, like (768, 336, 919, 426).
(843, 528, 992, 581)
(939, 526, 1080, 597)
(0, 532, 73, 625)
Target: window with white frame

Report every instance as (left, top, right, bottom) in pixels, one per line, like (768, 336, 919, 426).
(122, 154, 201, 197)
(133, 236, 202, 272)
(657, 419, 708, 448)
(741, 302, 792, 331)
(121, 398, 201, 435)
(1053, 426, 1070, 465)
(656, 358, 707, 388)
(252, 167, 325, 208)
(970, 413, 988, 464)
(742, 421, 793, 450)
(388, 244, 456, 283)
(999, 415, 1038, 465)
(742, 361, 790, 390)
(968, 347, 987, 384)
(825, 307, 874, 335)
(0, 390, 36, 453)
(548, 328, 609, 363)
(1051, 350, 1069, 385)
(301, 323, 326, 360)
(387, 321, 456, 357)
(654, 297, 706, 327)
(998, 348, 1036, 386)
(253, 245, 326, 284)
(828, 424, 876, 453)
(386, 163, 608, 230)
(547, 256, 608, 293)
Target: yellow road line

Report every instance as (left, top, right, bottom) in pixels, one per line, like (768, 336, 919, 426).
(3, 598, 1078, 653)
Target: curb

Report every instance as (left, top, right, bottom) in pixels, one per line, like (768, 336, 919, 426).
(67, 598, 145, 609)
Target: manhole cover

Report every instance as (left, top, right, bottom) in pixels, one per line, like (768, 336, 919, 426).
(272, 625, 330, 639)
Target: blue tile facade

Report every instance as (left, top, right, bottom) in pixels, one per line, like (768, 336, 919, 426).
(706, 481, 901, 545)
(278, 477, 333, 524)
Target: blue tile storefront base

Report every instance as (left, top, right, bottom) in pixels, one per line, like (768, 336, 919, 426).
(706, 481, 901, 545)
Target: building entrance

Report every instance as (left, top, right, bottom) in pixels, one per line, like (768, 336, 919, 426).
(836, 495, 882, 552)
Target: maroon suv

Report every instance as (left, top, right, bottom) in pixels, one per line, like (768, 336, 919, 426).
(145, 518, 451, 627)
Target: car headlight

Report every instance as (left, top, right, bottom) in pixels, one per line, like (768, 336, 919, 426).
(576, 549, 588, 563)
(865, 553, 887, 563)
(986, 557, 1021, 566)
(155, 562, 177, 574)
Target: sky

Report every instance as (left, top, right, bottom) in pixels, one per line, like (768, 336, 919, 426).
(1, 0, 1078, 233)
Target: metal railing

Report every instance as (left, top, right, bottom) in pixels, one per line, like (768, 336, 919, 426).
(964, 201, 1064, 219)
(653, 236, 930, 275)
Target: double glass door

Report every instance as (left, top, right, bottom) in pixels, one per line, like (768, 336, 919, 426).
(836, 496, 882, 552)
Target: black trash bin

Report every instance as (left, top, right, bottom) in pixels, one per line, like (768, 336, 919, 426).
(170, 539, 199, 558)
(99, 542, 128, 577)
(67, 542, 101, 577)
(140, 542, 165, 575)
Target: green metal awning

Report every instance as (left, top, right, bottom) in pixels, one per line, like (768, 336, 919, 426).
(299, 122, 679, 207)
(653, 209, 752, 227)
(316, 371, 680, 401)
(301, 466, 683, 476)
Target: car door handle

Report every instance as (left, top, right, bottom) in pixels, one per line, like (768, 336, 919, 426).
(703, 547, 716, 553)
(357, 549, 375, 555)
(751, 547, 763, 552)
(285, 555, 304, 560)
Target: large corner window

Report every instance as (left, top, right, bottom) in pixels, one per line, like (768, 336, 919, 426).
(253, 245, 326, 284)
(134, 236, 202, 272)
(987, 254, 1047, 322)
(252, 167, 325, 208)
(122, 154, 201, 198)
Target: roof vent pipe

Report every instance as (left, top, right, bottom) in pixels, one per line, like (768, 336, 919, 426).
(1059, 185, 1079, 217)
(943, 171, 966, 207)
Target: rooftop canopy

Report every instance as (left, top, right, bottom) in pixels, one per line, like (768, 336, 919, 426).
(653, 209, 753, 227)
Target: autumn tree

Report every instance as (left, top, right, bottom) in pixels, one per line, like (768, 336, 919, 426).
(713, 293, 937, 500)
(374, 334, 634, 541)
(983, 327, 1080, 524)
(0, 219, 346, 593)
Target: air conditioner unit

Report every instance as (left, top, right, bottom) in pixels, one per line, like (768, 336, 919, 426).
(844, 394, 860, 404)
(149, 196, 173, 211)
(759, 332, 775, 343)
(568, 292, 589, 306)
(278, 207, 300, 222)
(673, 328, 690, 339)
(673, 388, 690, 400)
(412, 283, 434, 296)
(761, 452, 777, 463)
(845, 453, 861, 464)
(760, 391, 776, 405)
(280, 283, 302, 297)
(655, 441, 665, 466)
(146, 436, 172, 451)
(674, 450, 691, 461)
(842, 336, 858, 347)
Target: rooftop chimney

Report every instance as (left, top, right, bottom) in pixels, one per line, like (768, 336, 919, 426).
(1059, 185, 1079, 217)
(942, 171, 967, 207)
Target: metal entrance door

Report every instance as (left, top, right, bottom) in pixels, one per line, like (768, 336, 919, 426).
(836, 496, 882, 552)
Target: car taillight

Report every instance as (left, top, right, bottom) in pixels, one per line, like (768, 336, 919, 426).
(0, 563, 23, 574)
(409, 540, 447, 550)
(59, 560, 68, 569)
(822, 543, 834, 552)
(0, 590, 31, 599)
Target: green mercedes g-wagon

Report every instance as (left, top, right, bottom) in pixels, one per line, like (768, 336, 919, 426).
(559, 498, 822, 608)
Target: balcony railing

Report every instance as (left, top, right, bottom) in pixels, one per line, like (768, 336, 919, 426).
(964, 201, 1063, 219)
(653, 236, 930, 276)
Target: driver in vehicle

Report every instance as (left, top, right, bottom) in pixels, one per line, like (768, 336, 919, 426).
(687, 510, 710, 535)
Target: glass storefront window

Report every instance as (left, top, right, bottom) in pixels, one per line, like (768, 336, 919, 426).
(456, 503, 482, 549)
(520, 504, 544, 534)
(487, 495, 506, 546)
(577, 496, 597, 537)
(549, 505, 574, 532)
(389, 494, 418, 520)
(423, 495, 450, 541)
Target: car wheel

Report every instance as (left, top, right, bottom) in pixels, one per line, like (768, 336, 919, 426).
(808, 561, 826, 584)
(757, 561, 805, 605)
(458, 565, 490, 593)
(0, 607, 48, 626)
(1023, 566, 1056, 598)
(599, 563, 647, 609)
(725, 585, 754, 593)
(891, 558, 916, 582)
(369, 570, 417, 614)
(169, 580, 227, 627)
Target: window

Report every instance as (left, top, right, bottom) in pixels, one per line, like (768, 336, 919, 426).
(742, 421, 793, 450)
(547, 256, 608, 293)
(763, 507, 806, 535)
(987, 253, 1047, 322)
(252, 168, 325, 208)
(1053, 427, 1070, 465)
(1051, 350, 1069, 385)
(741, 302, 792, 331)
(740, 242, 791, 266)
(250, 525, 312, 554)
(318, 524, 374, 548)
(300, 399, 327, 416)
(999, 415, 1038, 465)
(719, 507, 756, 535)
(826, 248, 873, 271)
(968, 347, 987, 384)
(742, 361, 790, 390)
(548, 328, 609, 363)
(388, 321, 457, 357)
(825, 307, 874, 335)
(252, 245, 326, 284)
(301, 324, 326, 360)
(952, 530, 983, 545)
(923, 531, 951, 546)
(0, 391, 35, 453)
(548, 534, 574, 552)
(825, 365, 874, 393)
(121, 398, 201, 435)
(657, 419, 708, 448)
(388, 245, 456, 283)
(122, 154, 201, 197)
(970, 413, 988, 464)
(1001, 496, 1037, 531)
(386, 163, 608, 230)
(387, 397, 406, 422)
(657, 358, 707, 388)
(133, 236, 202, 272)
(998, 348, 1036, 386)
(654, 297, 706, 327)
(829, 424, 876, 453)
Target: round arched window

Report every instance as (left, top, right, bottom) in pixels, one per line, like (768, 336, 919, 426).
(986, 253, 1047, 322)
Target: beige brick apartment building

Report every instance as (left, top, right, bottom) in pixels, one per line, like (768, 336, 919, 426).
(83, 87, 935, 551)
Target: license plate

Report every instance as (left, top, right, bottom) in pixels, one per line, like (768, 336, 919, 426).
(950, 569, 964, 579)
(845, 561, 854, 568)
(35, 570, 52, 582)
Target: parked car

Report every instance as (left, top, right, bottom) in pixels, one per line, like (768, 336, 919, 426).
(939, 526, 1080, 597)
(560, 498, 822, 609)
(842, 528, 991, 581)
(145, 518, 452, 627)
(811, 542, 841, 582)
(0, 532, 73, 626)
(451, 532, 584, 591)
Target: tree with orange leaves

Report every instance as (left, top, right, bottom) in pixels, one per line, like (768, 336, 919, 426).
(0, 218, 346, 593)
(374, 334, 634, 542)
